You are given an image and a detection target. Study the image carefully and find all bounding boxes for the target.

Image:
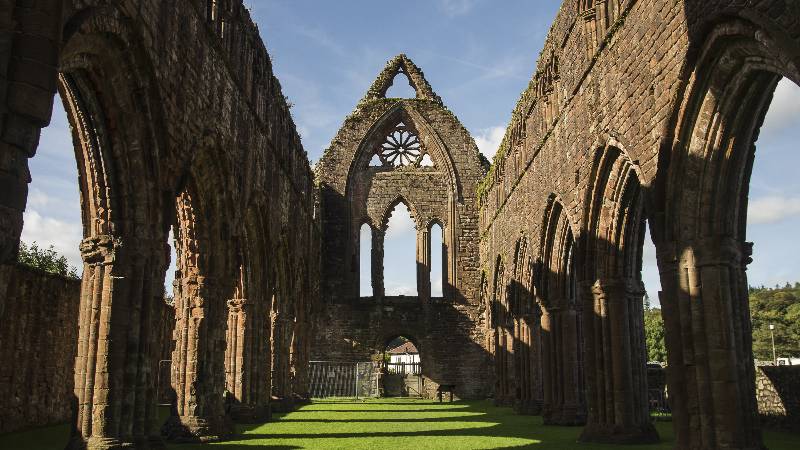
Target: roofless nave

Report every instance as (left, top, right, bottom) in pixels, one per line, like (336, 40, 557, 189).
(0, 1, 798, 449)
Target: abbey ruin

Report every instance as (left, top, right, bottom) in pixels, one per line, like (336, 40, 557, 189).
(1, 0, 799, 449)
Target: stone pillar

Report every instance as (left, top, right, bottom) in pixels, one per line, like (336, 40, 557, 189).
(657, 238, 763, 449)
(252, 297, 271, 418)
(223, 297, 268, 422)
(417, 227, 430, 301)
(580, 279, 658, 444)
(289, 314, 311, 404)
(541, 304, 586, 425)
(560, 305, 585, 425)
(506, 325, 517, 406)
(165, 275, 232, 442)
(519, 313, 544, 415)
(371, 228, 384, 299)
(270, 288, 294, 412)
(0, 142, 29, 264)
(540, 307, 555, 420)
(0, 0, 62, 264)
(69, 235, 166, 449)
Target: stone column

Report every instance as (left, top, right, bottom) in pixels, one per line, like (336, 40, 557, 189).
(270, 288, 294, 412)
(68, 235, 166, 449)
(250, 294, 271, 419)
(508, 322, 519, 407)
(289, 313, 312, 404)
(223, 297, 267, 422)
(540, 307, 555, 421)
(520, 312, 544, 415)
(417, 227, 430, 301)
(166, 275, 232, 442)
(0, 142, 29, 264)
(657, 238, 763, 449)
(371, 228, 384, 299)
(542, 304, 586, 426)
(559, 305, 585, 425)
(580, 279, 657, 444)
(0, 0, 62, 264)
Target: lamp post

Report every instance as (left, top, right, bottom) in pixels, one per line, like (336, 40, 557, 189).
(769, 324, 777, 365)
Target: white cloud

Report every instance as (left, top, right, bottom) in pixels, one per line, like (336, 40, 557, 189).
(387, 204, 415, 235)
(27, 188, 51, 209)
(438, 0, 479, 17)
(747, 195, 800, 224)
(165, 227, 177, 294)
(385, 282, 417, 296)
(21, 209, 83, 269)
(640, 223, 662, 306)
(432, 276, 443, 297)
(762, 78, 800, 134)
(474, 126, 506, 160)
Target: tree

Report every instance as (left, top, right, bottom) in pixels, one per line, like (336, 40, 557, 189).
(749, 283, 800, 361)
(643, 283, 800, 364)
(644, 305, 667, 363)
(17, 241, 79, 279)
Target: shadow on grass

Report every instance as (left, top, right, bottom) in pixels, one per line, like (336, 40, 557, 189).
(171, 400, 672, 450)
(4, 400, 799, 450)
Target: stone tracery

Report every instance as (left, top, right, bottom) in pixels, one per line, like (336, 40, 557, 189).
(376, 122, 424, 168)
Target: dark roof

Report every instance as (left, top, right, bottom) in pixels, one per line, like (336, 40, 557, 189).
(387, 341, 418, 355)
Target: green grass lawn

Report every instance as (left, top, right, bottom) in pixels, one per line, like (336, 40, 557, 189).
(2, 398, 799, 449)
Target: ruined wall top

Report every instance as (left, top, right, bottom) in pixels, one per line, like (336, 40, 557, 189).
(316, 54, 485, 195)
(193, 0, 314, 184)
(476, 0, 627, 209)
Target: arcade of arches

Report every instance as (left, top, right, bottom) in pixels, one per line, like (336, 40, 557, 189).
(0, 1, 798, 449)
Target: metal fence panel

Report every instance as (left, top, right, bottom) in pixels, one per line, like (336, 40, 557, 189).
(309, 361, 379, 398)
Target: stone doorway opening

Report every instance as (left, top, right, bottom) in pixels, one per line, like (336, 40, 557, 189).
(382, 336, 423, 397)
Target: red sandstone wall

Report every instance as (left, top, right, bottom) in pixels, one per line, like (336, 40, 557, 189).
(0, 263, 80, 433)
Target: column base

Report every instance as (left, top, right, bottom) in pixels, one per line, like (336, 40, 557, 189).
(270, 396, 295, 413)
(229, 403, 271, 423)
(493, 394, 515, 408)
(161, 414, 233, 443)
(293, 394, 312, 406)
(66, 436, 165, 450)
(579, 422, 660, 444)
(514, 400, 543, 415)
(542, 404, 587, 426)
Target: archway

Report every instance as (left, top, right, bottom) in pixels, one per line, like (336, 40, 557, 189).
(55, 25, 169, 446)
(536, 196, 585, 426)
(579, 143, 657, 444)
(657, 19, 800, 449)
(382, 336, 423, 397)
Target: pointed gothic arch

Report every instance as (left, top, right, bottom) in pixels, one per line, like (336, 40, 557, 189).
(578, 140, 656, 443)
(654, 18, 800, 449)
(348, 103, 462, 199)
(536, 194, 586, 426)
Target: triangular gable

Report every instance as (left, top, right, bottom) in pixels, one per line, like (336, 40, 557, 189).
(358, 54, 443, 106)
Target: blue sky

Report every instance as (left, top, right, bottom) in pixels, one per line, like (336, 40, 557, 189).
(25, 1, 800, 304)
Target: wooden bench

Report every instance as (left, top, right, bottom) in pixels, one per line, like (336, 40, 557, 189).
(436, 384, 456, 402)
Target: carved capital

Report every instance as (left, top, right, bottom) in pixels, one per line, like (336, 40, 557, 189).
(227, 298, 249, 311)
(684, 236, 748, 268)
(80, 235, 118, 264)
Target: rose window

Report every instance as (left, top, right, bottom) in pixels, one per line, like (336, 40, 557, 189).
(370, 122, 433, 168)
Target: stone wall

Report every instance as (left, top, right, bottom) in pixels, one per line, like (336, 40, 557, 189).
(0, 1, 321, 444)
(478, 0, 800, 447)
(314, 55, 490, 400)
(756, 366, 800, 431)
(0, 264, 80, 434)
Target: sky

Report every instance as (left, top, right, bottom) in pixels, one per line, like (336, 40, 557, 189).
(24, 1, 800, 306)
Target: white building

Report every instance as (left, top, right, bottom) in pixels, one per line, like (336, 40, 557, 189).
(388, 341, 419, 364)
